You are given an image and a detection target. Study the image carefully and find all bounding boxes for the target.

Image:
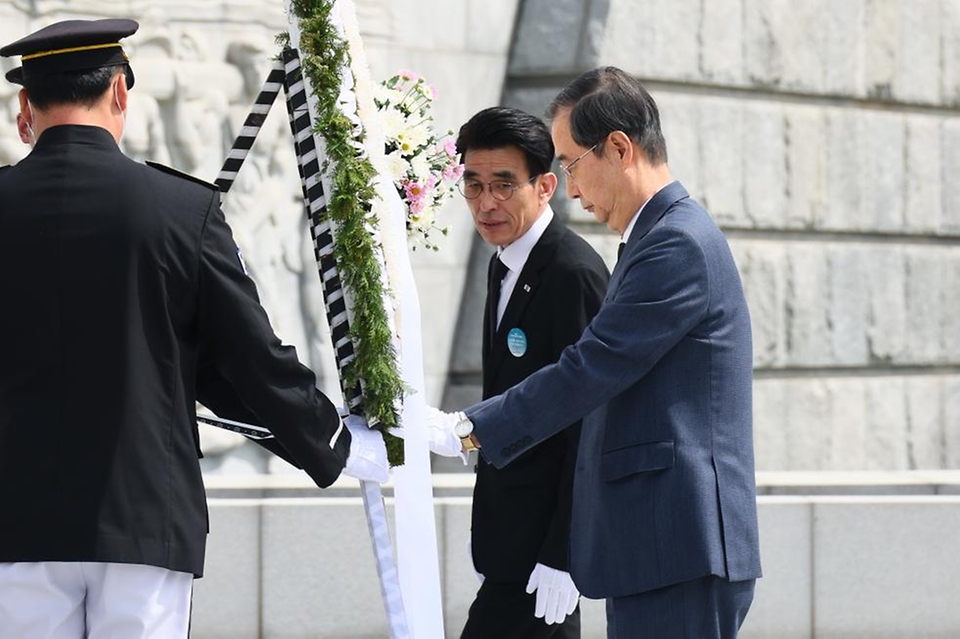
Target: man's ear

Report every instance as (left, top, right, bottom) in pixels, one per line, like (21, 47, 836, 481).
(17, 89, 32, 144)
(114, 72, 128, 111)
(538, 171, 559, 202)
(607, 130, 634, 168)
(17, 89, 29, 120)
(16, 113, 30, 145)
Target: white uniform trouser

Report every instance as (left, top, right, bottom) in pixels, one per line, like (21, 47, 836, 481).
(0, 561, 193, 639)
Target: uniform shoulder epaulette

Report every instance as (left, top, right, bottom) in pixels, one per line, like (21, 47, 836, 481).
(145, 160, 218, 191)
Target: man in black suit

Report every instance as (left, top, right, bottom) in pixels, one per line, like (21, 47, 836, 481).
(435, 107, 609, 638)
(0, 19, 387, 638)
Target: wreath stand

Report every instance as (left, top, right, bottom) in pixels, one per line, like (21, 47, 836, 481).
(195, 3, 447, 637)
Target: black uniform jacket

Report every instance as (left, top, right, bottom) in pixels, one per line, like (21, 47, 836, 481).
(0, 125, 349, 577)
(472, 214, 608, 582)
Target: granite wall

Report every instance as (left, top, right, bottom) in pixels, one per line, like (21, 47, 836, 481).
(444, 0, 960, 471)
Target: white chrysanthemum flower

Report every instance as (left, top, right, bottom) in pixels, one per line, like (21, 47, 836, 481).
(385, 150, 410, 181)
(415, 206, 436, 228)
(381, 109, 407, 140)
(399, 123, 429, 149)
(410, 154, 431, 181)
(374, 84, 402, 106)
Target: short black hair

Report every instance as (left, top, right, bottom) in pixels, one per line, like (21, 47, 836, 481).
(455, 106, 554, 178)
(24, 64, 127, 110)
(546, 66, 668, 165)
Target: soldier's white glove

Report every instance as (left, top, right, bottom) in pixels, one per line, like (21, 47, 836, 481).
(525, 563, 579, 625)
(342, 415, 389, 483)
(392, 406, 467, 463)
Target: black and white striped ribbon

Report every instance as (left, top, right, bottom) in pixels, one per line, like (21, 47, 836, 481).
(279, 46, 365, 416)
(214, 61, 286, 195)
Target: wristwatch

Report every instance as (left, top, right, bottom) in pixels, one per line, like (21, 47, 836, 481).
(454, 412, 479, 451)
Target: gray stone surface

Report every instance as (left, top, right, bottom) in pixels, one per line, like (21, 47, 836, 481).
(905, 117, 944, 233)
(906, 249, 946, 363)
(752, 376, 960, 471)
(825, 245, 871, 365)
(945, 378, 960, 467)
(192, 501, 262, 639)
(508, 0, 595, 74)
(945, 0, 960, 105)
(740, 499, 813, 639)
(440, 499, 478, 636)
(700, 0, 745, 85)
(657, 92, 702, 197)
(814, 499, 960, 637)
(602, 0, 700, 82)
(743, 103, 788, 229)
(698, 97, 747, 227)
(784, 105, 826, 229)
(261, 499, 386, 638)
(945, 119, 960, 232)
(732, 243, 787, 368)
(895, 1, 943, 105)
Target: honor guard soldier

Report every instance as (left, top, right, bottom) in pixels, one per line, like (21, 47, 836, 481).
(0, 18, 388, 639)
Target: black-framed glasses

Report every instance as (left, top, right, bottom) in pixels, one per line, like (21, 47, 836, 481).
(559, 143, 599, 181)
(457, 175, 538, 201)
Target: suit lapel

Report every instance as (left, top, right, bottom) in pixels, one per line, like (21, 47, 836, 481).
(611, 181, 690, 287)
(488, 215, 565, 376)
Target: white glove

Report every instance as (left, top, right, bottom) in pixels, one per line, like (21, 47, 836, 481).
(392, 406, 467, 462)
(525, 563, 579, 625)
(466, 536, 484, 584)
(341, 415, 389, 483)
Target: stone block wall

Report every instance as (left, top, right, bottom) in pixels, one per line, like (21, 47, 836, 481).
(444, 0, 960, 471)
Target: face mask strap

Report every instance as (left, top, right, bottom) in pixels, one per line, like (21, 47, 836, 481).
(25, 101, 37, 147)
(114, 78, 126, 142)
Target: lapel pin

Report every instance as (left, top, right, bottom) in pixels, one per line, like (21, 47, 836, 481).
(523, 284, 531, 293)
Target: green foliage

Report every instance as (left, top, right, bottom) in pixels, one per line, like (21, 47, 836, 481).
(290, 0, 404, 466)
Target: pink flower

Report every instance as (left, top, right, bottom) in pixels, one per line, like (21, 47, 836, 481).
(429, 83, 439, 99)
(443, 138, 457, 158)
(405, 180, 426, 200)
(426, 174, 438, 189)
(442, 163, 465, 182)
(408, 196, 426, 214)
(397, 69, 419, 82)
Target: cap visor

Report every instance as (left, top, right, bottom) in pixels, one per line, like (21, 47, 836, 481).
(5, 67, 23, 85)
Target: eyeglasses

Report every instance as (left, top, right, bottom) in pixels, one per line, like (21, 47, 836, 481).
(457, 175, 538, 201)
(559, 143, 599, 181)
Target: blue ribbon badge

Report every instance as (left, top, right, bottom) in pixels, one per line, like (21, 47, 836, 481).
(507, 328, 528, 358)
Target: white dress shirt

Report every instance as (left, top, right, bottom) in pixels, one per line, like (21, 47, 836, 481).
(494, 206, 555, 329)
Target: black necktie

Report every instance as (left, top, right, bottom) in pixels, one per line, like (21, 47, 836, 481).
(488, 256, 509, 340)
(617, 242, 626, 262)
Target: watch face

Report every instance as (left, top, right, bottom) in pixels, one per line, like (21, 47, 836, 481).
(455, 418, 473, 438)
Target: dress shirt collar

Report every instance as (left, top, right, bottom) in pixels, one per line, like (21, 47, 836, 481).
(497, 205, 554, 273)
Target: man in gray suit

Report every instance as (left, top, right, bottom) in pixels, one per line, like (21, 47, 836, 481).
(449, 67, 762, 638)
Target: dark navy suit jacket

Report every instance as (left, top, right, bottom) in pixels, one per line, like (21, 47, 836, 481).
(466, 181, 762, 599)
